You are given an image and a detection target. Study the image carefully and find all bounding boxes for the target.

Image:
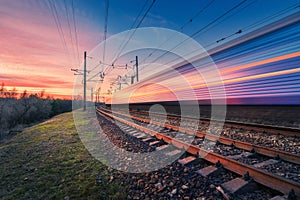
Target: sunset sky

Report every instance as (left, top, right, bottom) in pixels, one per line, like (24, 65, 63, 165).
(1, 0, 299, 102)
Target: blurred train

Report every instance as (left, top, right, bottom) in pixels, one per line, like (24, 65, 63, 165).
(106, 12, 300, 106)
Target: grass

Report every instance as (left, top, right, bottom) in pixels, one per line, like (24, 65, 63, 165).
(0, 112, 127, 199)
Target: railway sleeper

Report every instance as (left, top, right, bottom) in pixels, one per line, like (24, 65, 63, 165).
(98, 108, 300, 198)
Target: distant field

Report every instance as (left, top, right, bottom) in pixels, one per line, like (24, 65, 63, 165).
(124, 103, 300, 128)
(215, 105, 300, 128)
(0, 112, 126, 199)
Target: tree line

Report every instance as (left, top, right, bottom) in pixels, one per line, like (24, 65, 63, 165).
(0, 83, 72, 139)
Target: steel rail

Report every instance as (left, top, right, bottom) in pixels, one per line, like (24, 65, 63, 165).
(129, 109, 300, 136)
(97, 108, 300, 196)
(100, 107, 300, 165)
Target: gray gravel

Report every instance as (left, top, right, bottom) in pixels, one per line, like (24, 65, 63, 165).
(213, 144, 245, 156)
(126, 110, 300, 155)
(259, 160, 300, 183)
(235, 153, 270, 165)
(97, 111, 280, 199)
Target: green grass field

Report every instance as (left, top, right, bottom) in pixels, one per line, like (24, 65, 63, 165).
(0, 112, 126, 199)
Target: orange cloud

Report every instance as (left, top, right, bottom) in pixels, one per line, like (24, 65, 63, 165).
(0, 1, 103, 99)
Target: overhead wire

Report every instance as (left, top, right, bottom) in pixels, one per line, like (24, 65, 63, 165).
(94, 0, 154, 83)
(156, 4, 300, 76)
(110, 0, 149, 65)
(199, 2, 300, 50)
(90, 0, 162, 87)
(214, 1, 299, 44)
(102, 0, 109, 65)
(135, 0, 156, 28)
(124, 0, 249, 89)
(131, 0, 150, 28)
(47, 0, 69, 56)
(207, 0, 258, 43)
(102, 1, 300, 95)
(139, 0, 215, 65)
(149, 0, 248, 65)
(87, 0, 112, 81)
(200, 2, 300, 53)
(137, 0, 254, 83)
(88, 0, 110, 82)
(71, 0, 80, 66)
(243, 2, 300, 32)
(111, 0, 157, 65)
(180, 0, 215, 31)
(63, 0, 77, 66)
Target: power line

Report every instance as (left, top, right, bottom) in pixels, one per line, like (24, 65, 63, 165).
(203, 0, 257, 43)
(63, 0, 77, 66)
(87, 59, 131, 82)
(112, 0, 157, 64)
(156, 8, 300, 75)
(111, 0, 150, 65)
(112, 0, 247, 89)
(131, 0, 150, 29)
(177, 0, 253, 47)
(204, 2, 300, 46)
(139, 0, 215, 65)
(148, 0, 248, 65)
(180, 0, 215, 31)
(86, 0, 111, 78)
(139, 1, 256, 67)
(86, 0, 111, 79)
(210, 2, 299, 46)
(89, 0, 156, 83)
(243, 2, 300, 32)
(47, 0, 69, 55)
(137, 0, 253, 81)
(192, 0, 248, 40)
(71, 0, 80, 66)
(102, 0, 109, 64)
(135, 0, 156, 28)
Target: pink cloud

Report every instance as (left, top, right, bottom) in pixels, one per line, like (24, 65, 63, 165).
(0, 0, 104, 98)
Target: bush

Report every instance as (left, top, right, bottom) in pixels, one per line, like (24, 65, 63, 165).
(0, 83, 72, 136)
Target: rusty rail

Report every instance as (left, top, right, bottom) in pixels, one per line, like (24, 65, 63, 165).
(129, 108, 300, 136)
(100, 107, 300, 165)
(98, 108, 300, 196)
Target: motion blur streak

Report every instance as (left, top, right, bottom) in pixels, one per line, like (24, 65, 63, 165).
(110, 13, 300, 105)
(220, 52, 300, 74)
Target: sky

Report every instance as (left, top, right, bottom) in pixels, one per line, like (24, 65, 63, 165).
(0, 0, 299, 103)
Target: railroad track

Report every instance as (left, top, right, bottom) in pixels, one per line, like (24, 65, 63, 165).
(101, 107, 300, 163)
(113, 107, 300, 155)
(127, 108, 300, 136)
(128, 109, 300, 138)
(97, 107, 300, 199)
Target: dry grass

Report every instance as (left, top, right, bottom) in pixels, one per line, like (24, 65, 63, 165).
(0, 112, 126, 199)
